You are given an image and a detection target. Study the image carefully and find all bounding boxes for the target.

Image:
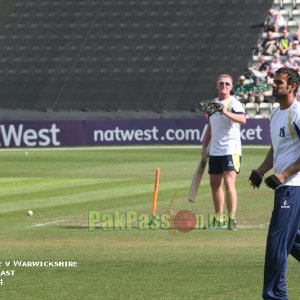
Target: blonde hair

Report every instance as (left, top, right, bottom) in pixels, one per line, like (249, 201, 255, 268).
(218, 74, 233, 84)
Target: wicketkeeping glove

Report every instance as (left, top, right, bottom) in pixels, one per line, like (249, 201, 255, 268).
(265, 174, 282, 190)
(249, 170, 263, 189)
(199, 100, 224, 116)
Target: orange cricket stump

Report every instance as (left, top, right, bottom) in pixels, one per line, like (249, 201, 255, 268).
(149, 167, 160, 224)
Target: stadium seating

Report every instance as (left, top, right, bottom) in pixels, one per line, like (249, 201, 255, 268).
(246, 0, 300, 118)
(295, 0, 300, 9)
(254, 114, 265, 119)
(291, 8, 300, 18)
(0, 0, 274, 115)
(288, 19, 298, 30)
(273, 0, 282, 10)
(245, 103, 259, 118)
(279, 9, 292, 20)
(258, 102, 272, 118)
(281, 0, 294, 10)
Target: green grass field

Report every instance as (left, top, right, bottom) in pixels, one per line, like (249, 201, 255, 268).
(0, 146, 299, 300)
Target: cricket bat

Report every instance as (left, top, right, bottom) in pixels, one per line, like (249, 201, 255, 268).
(188, 158, 207, 202)
(188, 142, 210, 203)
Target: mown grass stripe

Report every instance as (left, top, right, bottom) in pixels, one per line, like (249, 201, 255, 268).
(0, 178, 130, 198)
(0, 180, 190, 213)
(0, 179, 151, 204)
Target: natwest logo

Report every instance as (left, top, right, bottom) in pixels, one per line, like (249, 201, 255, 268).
(0, 123, 61, 147)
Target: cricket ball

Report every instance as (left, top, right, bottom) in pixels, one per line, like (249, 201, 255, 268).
(27, 210, 33, 216)
(174, 210, 196, 233)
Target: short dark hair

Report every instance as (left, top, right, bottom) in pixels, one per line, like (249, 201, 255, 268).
(275, 67, 300, 95)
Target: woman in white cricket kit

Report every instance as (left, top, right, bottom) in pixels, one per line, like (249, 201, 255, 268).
(202, 74, 246, 230)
